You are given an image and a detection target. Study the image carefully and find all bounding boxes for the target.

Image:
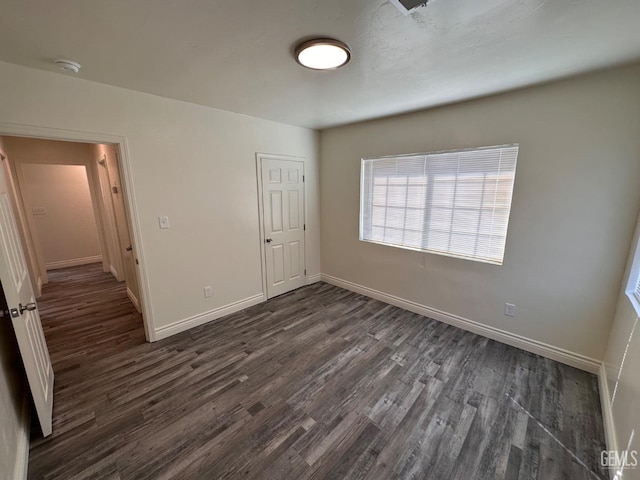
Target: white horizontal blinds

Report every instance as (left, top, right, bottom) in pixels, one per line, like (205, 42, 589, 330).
(360, 144, 518, 264)
(635, 274, 640, 304)
(363, 155, 427, 249)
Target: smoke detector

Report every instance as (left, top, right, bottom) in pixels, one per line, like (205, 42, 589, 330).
(55, 59, 81, 74)
(389, 0, 430, 15)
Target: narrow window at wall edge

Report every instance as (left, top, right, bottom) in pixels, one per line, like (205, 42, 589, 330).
(359, 143, 519, 265)
(625, 232, 640, 316)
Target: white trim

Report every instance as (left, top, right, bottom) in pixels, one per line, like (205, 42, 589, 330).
(255, 155, 268, 301)
(0, 122, 155, 342)
(85, 161, 112, 275)
(307, 273, 322, 284)
(625, 232, 640, 317)
(321, 274, 601, 373)
(599, 362, 618, 466)
(109, 265, 119, 279)
(127, 287, 141, 313)
(14, 394, 30, 480)
(45, 255, 102, 270)
(154, 293, 266, 340)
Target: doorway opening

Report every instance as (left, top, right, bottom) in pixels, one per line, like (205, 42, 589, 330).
(0, 136, 142, 311)
(0, 132, 150, 437)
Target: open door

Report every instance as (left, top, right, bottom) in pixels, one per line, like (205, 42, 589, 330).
(0, 159, 53, 436)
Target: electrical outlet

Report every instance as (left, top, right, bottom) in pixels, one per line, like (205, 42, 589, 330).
(204, 286, 213, 298)
(159, 216, 170, 229)
(504, 303, 516, 317)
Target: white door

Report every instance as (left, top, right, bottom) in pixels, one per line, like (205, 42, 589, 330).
(261, 158, 306, 298)
(0, 163, 54, 436)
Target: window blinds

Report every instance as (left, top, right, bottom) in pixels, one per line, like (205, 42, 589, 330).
(360, 144, 519, 264)
(626, 237, 640, 316)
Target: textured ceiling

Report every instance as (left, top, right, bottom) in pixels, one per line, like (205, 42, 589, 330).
(0, 0, 639, 129)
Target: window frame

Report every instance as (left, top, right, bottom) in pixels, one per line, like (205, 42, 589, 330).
(626, 232, 640, 316)
(359, 144, 519, 265)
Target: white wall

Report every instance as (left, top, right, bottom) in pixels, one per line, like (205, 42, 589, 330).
(0, 318, 27, 480)
(602, 210, 640, 479)
(2, 136, 110, 280)
(20, 163, 101, 268)
(0, 60, 320, 337)
(320, 64, 640, 363)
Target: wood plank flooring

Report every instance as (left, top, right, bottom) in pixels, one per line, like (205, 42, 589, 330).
(28, 264, 607, 479)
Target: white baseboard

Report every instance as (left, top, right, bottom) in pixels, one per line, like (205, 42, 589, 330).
(307, 273, 322, 285)
(14, 393, 30, 480)
(154, 293, 266, 341)
(127, 287, 141, 313)
(109, 265, 120, 280)
(598, 363, 618, 462)
(45, 255, 102, 270)
(321, 274, 601, 374)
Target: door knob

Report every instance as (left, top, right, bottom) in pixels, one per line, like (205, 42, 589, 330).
(265, 238, 273, 243)
(19, 302, 37, 314)
(126, 245, 133, 251)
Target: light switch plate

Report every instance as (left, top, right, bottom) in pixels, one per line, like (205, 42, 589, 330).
(32, 207, 47, 215)
(159, 216, 170, 229)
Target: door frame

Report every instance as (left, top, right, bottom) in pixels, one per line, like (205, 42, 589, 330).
(0, 123, 155, 341)
(255, 153, 307, 299)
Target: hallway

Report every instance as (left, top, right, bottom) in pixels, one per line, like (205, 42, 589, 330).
(28, 262, 145, 461)
(36, 264, 145, 371)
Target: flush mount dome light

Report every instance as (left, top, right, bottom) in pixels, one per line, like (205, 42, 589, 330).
(295, 38, 351, 70)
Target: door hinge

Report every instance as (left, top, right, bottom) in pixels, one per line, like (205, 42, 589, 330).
(304, 269, 307, 275)
(303, 175, 305, 182)
(303, 224, 306, 231)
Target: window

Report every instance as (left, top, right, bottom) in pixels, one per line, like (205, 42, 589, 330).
(626, 234, 640, 316)
(359, 144, 519, 265)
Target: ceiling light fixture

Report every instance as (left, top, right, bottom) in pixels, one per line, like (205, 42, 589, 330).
(55, 59, 81, 74)
(295, 38, 351, 70)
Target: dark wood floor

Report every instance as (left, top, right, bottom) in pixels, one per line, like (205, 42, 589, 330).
(28, 264, 607, 479)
